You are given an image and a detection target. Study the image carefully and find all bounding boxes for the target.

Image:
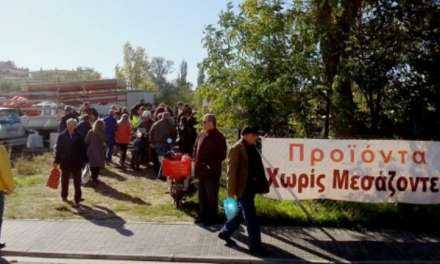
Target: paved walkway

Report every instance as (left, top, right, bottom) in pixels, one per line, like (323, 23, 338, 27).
(1, 220, 440, 263)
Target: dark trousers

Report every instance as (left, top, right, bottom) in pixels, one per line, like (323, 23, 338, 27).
(0, 192, 4, 240)
(198, 170, 221, 223)
(220, 191, 261, 250)
(90, 167, 100, 182)
(61, 168, 82, 203)
(118, 144, 128, 165)
(151, 147, 160, 176)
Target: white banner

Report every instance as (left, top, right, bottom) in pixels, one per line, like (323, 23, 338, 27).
(262, 138, 440, 204)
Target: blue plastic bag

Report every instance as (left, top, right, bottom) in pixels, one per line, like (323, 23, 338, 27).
(223, 197, 239, 220)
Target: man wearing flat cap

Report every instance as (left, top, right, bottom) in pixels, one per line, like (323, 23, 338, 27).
(218, 126, 269, 255)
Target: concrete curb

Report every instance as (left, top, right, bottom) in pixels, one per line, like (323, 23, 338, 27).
(1, 250, 306, 264)
(3, 251, 440, 264)
(4, 219, 201, 226)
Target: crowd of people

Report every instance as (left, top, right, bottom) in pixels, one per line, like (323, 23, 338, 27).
(55, 100, 199, 202)
(54, 99, 270, 255)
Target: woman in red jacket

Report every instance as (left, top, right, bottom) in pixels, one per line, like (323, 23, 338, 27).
(115, 113, 132, 167)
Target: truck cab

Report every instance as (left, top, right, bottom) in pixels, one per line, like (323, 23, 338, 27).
(0, 107, 27, 148)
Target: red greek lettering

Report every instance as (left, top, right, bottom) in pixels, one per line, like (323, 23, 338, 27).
(350, 175, 360, 190)
(267, 168, 280, 188)
(409, 177, 419, 191)
(379, 150, 392, 163)
(289, 144, 304, 162)
(311, 148, 324, 166)
(330, 149, 344, 163)
(396, 177, 408, 191)
(398, 150, 408, 164)
(309, 169, 315, 188)
(375, 174, 387, 191)
(361, 145, 375, 163)
(317, 174, 325, 193)
(333, 169, 349, 189)
(280, 174, 297, 188)
(388, 171, 396, 197)
(431, 178, 439, 192)
(361, 176, 374, 191)
(298, 173, 309, 193)
(412, 151, 427, 164)
(348, 145, 356, 163)
(419, 177, 429, 192)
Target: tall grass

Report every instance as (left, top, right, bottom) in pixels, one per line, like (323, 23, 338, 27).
(14, 157, 42, 176)
(13, 153, 51, 174)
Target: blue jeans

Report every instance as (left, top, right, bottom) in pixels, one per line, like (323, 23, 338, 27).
(220, 191, 261, 250)
(0, 192, 4, 240)
(106, 140, 114, 162)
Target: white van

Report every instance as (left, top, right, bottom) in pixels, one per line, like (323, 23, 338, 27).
(0, 108, 27, 148)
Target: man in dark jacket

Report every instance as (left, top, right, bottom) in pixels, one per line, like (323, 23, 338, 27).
(54, 118, 87, 206)
(58, 105, 79, 132)
(177, 106, 197, 155)
(149, 112, 177, 177)
(193, 114, 227, 225)
(218, 127, 269, 255)
(149, 112, 177, 148)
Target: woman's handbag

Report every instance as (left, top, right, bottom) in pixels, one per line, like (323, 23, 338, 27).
(47, 167, 61, 189)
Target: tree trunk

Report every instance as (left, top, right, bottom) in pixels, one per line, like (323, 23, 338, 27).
(315, 0, 362, 138)
(324, 89, 331, 138)
(315, 0, 336, 138)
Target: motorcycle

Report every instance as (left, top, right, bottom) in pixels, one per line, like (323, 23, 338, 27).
(162, 148, 195, 208)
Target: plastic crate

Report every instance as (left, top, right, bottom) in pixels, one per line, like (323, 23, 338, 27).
(162, 155, 192, 180)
